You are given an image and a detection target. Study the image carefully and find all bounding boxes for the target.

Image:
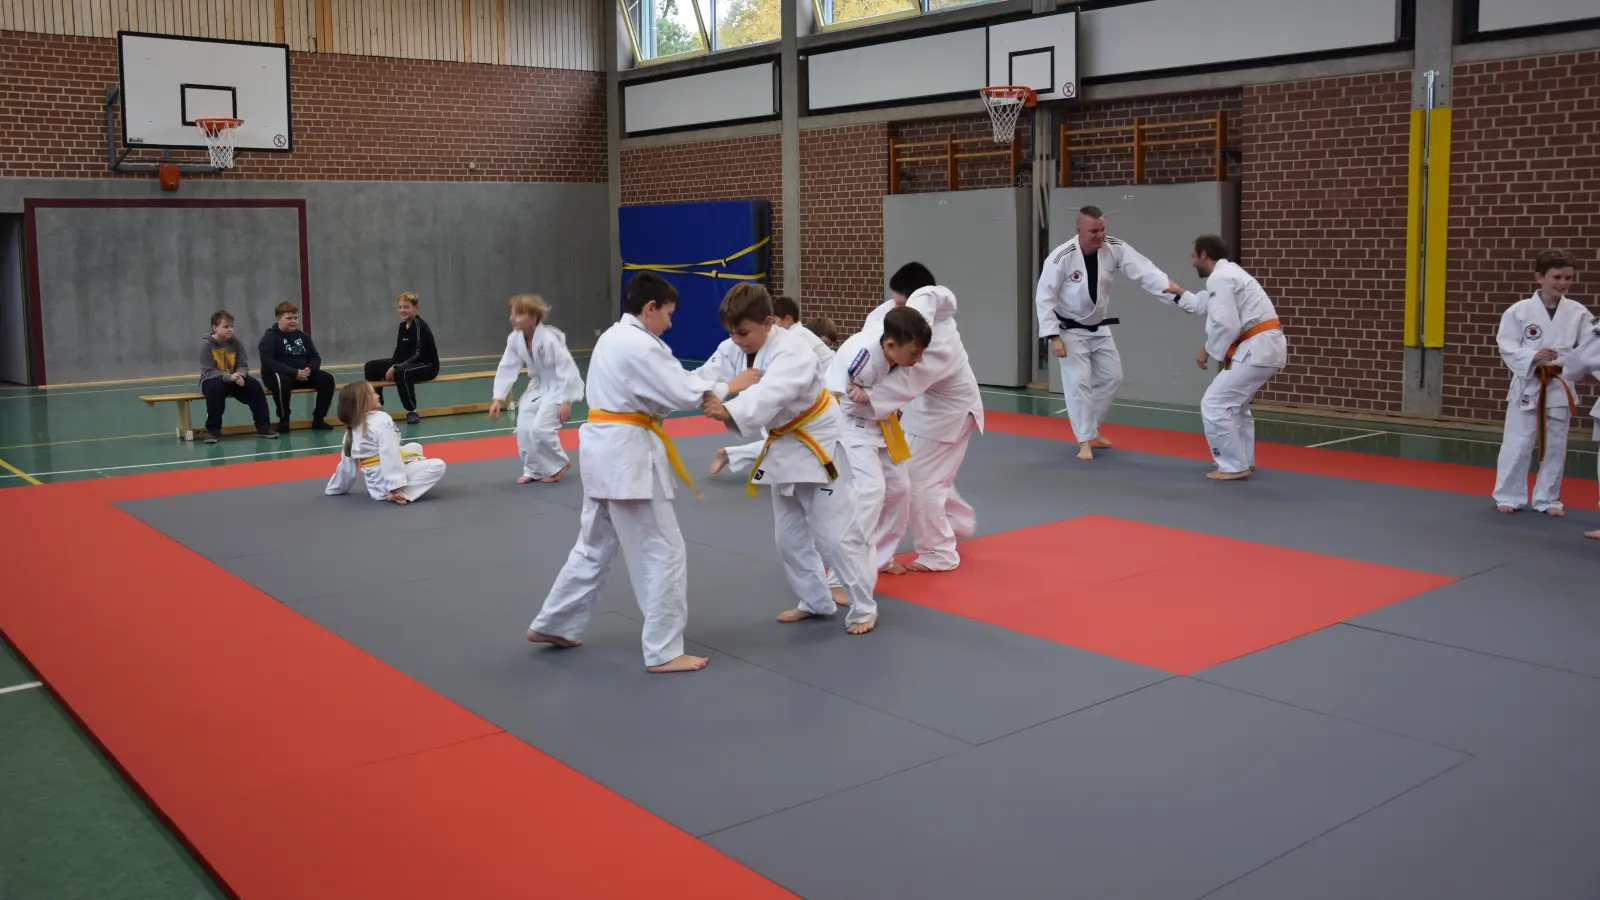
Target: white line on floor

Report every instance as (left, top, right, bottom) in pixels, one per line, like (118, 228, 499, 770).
(0, 681, 43, 695)
(0, 360, 510, 402)
(1306, 431, 1389, 448)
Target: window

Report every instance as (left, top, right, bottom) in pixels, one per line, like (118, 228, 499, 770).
(621, 0, 780, 63)
(814, 0, 995, 31)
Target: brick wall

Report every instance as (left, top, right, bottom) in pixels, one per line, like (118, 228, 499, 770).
(618, 133, 784, 290)
(890, 113, 1032, 194)
(1240, 70, 1413, 412)
(800, 123, 889, 331)
(1445, 51, 1600, 431)
(0, 30, 607, 182)
(1060, 90, 1242, 187)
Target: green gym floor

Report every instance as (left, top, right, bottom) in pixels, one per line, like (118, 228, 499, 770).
(0, 353, 1594, 898)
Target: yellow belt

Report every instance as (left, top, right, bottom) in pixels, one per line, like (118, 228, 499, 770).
(589, 409, 702, 501)
(747, 389, 838, 498)
(360, 450, 421, 469)
(879, 413, 911, 464)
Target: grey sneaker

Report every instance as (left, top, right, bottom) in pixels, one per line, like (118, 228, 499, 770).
(204, 431, 221, 444)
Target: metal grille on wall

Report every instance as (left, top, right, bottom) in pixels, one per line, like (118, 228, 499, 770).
(0, 0, 604, 69)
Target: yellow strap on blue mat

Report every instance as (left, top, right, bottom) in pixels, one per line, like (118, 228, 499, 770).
(623, 237, 770, 281)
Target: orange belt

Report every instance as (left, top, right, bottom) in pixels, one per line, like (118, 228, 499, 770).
(1533, 364, 1577, 464)
(746, 389, 838, 497)
(1223, 318, 1282, 370)
(588, 408, 702, 501)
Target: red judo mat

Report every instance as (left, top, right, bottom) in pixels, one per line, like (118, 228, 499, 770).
(0, 408, 1578, 896)
(875, 515, 1457, 673)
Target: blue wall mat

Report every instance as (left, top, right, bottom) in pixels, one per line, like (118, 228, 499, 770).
(618, 200, 771, 362)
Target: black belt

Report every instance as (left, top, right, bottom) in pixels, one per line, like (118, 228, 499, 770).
(1056, 315, 1119, 333)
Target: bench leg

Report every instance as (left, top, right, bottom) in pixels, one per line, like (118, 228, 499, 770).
(177, 399, 195, 441)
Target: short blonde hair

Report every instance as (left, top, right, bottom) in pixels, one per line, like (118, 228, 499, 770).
(508, 293, 550, 320)
(397, 292, 419, 307)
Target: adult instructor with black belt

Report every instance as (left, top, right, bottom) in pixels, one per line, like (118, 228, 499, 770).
(1035, 205, 1183, 460)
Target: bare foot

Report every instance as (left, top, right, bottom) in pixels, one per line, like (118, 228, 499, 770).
(882, 562, 908, 575)
(541, 464, 569, 484)
(777, 608, 820, 623)
(526, 629, 581, 648)
(831, 587, 849, 606)
(517, 475, 536, 485)
(1544, 507, 1566, 518)
(709, 448, 729, 475)
(648, 654, 709, 673)
(1584, 530, 1600, 540)
(904, 561, 935, 572)
(1091, 436, 1114, 448)
(1496, 505, 1517, 514)
(1206, 470, 1252, 481)
(1076, 443, 1094, 461)
(846, 616, 877, 635)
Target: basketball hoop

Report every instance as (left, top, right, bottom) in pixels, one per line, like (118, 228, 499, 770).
(979, 86, 1036, 145)
(194, 117, 244, 169)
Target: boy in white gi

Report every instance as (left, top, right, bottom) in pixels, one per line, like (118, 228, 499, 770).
(1493, 250, 1588, 516)
(526, 273, 754, 674)
(712, 295, 836, 478)
(1164, 235, 1288, 480)
(1036, 205, 1185, 460)
(488, 294, 585, 485)
(699, 284, 879, 634)
(852, 263, 983, 572)
(1557, 307, 1600, 540)
(325, 381, 447, 504)
(826, 305, 931, 581)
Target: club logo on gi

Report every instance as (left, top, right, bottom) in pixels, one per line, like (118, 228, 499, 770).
(1524, 323, 1543, 341)
(1069, 270, 1084, 283)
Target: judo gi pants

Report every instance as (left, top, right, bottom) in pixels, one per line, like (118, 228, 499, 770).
(1492, 404, 1570, 512)
(1057, 330, 1122, 444)
(720, 437, 766, 475)
(531, 478, 688, 667)
(394, 444, 447, 502)
(904, 418, 977, 571)
(516, 394, 570, 479)
(773, 446, 877, 626)
(1201, 362, 1280, 475)
(825, 442, 907, 589)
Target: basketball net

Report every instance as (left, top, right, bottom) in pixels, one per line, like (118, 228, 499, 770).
(979, 86, 1036, 145)
(194, 117, 244, 169)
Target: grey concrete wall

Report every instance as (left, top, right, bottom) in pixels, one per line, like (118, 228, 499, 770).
(884, 188, 1033, 387)
(0, 179, 612, 384)
(34, 206, 301, 384)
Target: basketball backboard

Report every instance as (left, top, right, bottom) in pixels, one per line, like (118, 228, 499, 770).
(118, 32, 293, 154)
(987, 11, 1078, 101)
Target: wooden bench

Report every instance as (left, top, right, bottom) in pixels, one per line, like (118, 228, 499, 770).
(139, 371, 503, 441)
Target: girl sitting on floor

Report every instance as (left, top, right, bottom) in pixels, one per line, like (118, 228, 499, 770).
(325, 381, 447, 505)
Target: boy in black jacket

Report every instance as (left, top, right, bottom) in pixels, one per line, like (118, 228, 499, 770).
(259, 301, 335, 433)
(363, 291, 439, 425)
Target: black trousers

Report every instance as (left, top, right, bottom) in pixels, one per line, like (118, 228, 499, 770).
(264, 368, 335, 421)
(363, 358, 439, 412)
(201, 376, 270, 432)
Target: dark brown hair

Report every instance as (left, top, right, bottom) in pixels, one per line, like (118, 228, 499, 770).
(806, 315, 840, 347)
(623, 272, 677, 316)
(1193, 234, 1230, 263)
(882, 305, 932, 349)
(1536, 249, 1578, 276)
(210, 310, 234, 329)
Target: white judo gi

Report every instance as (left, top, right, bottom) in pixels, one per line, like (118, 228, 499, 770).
(1557, 313, 1600, 504)
(861, 287, 983, 571)
(1491, 294, 1591, 512)
(492, 324, 585, 480)
(1168, 260, 1288, 474)
(697, 326, 876, 626)
(1036, 235, 1176, 443)
(721, 322, 836, 476)
(530, 314, 730, 668)
(325, 410, 447, 502)
(825, 321, 915, 577)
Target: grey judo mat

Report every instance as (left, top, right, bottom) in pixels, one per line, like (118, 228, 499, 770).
(121, 430, 1600, 899)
